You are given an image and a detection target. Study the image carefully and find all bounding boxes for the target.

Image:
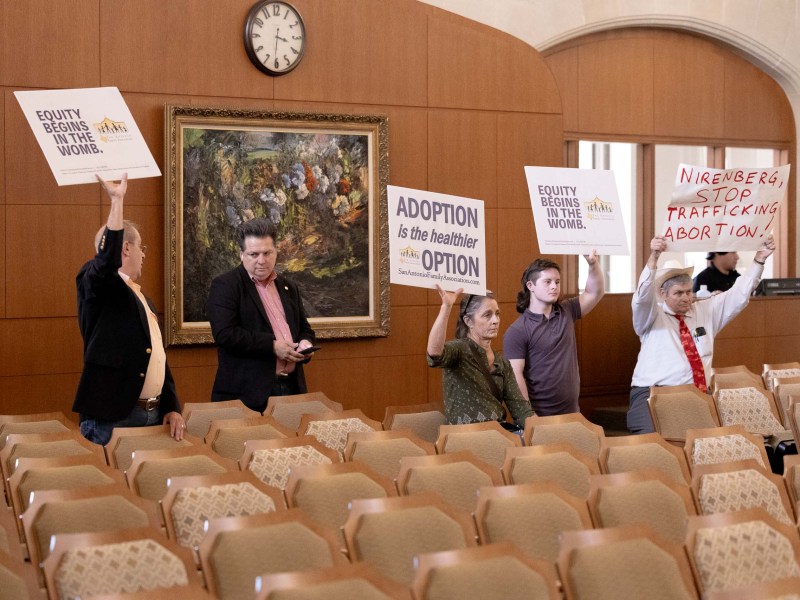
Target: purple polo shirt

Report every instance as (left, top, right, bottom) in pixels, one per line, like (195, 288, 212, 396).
(503, 297, 582, 416)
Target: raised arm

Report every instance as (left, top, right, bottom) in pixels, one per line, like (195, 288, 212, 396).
(578, 249, 605, 315)
(426, 284, 463, 357)
(631, 235, 666, 335)
(96, 172, 127, 231)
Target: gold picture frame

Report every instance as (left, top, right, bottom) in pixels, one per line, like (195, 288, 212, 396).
(164, 105, 390, 345)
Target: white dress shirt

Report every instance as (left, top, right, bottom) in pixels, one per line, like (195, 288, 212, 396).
(630, 262, 764, 388)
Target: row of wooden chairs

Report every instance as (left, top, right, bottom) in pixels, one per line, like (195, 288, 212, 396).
(710, 362, 800, 393)
(35, 485, 800, 598)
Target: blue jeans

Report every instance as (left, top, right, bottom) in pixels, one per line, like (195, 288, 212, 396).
(80, 405, 162, 446)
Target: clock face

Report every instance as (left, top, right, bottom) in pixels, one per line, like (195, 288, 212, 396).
(244, 1, 306, 75)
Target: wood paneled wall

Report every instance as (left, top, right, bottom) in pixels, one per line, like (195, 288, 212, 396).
(545, 28, 798, 415)
(0, 6, 795, 422)
(0, 0, 563, 420)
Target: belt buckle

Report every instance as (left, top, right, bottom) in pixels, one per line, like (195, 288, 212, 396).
(143, 397, 159, 411)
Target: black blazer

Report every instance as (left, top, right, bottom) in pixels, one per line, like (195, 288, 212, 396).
(73, 228, 179, 422)
(207, 264, 315, 411)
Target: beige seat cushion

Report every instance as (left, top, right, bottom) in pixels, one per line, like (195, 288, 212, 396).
(390, 412, 445, 444)
(441, 431, 515, 469)
(112, 435, 194, 471)
(404, 462, 493, 513)
(212, 424, 288, 460)
(606, 444, 685, 484)
(248, 446, 333, 490)
(350, 438, 428, 480)
(18, 465, 116, 511)
(715, 387, 785, 435)
(425, 555, 552, 600)
(530, 423, 600, 458)
(209, 523, 336, 600)
(693, 521, 800, 592)
(692, 435, 766, 468)
(481, 492, 585, 562)
(133, 455, 228, 501)
(568, 538, 693, 600)
(354, 506, 469, 584)
(697, 469, 792, 524)
(509, 452, 592, 499)
(306, 419, 375, 453)
(54, 539, 188, 599)
(171, 482, 277, 549)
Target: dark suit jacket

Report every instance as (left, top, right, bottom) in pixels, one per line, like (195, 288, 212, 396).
(207, 264, 315, 412)
(73, 228, 179, 422)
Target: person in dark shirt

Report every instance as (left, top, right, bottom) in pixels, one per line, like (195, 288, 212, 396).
(693, 252, 740, 293)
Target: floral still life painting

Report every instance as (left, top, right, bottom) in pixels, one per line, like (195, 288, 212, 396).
(165, 106, 389, 345)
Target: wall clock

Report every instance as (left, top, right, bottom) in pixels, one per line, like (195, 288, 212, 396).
(244, 1, 306, 75)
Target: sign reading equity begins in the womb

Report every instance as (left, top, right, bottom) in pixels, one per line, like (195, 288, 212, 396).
(388, 185, 487, 296)
(15, 87, 160, 186)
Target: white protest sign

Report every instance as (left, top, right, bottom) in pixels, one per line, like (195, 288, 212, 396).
(663, 163, 790, 251)
(388, 185, 486, 295)
(524, 166, 629, 255)
(14, 87, 160, 186)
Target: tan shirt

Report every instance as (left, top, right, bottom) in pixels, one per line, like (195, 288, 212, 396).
(121, 273, 166, 399)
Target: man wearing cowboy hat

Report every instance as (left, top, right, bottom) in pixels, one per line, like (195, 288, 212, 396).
(627, 234, 775, 433)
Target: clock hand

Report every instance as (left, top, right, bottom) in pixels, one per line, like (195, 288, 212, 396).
(274, 27, 280, 55)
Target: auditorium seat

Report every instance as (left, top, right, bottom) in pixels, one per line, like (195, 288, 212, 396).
(709, 365, 764, 393)
(587, 470, 696, 546)
(502, 443, 599, 499)
(205, 415, 295, 461)
(435, 421, 522, 469)
(199, 509, 347, 600)
(383, 402, 446, 444)
(256, 563, 411, 600)
(396, 451, 501, 513)
(105, 424, 201, 471)
(343, 494, 477, 585)
(125, 446, 235, 504)
(412, 542, 560, 600)
(182, 399, 260, 439)
(43, 526, 202, 599)
(298, 410, 382, 455)
(285, 461, 395, 548)
(763, 362, 800, 391)
(264, 392, 343, 431)
(240, 435, 342, 490)
(343, 429, 434, 481)
(474, 481, 592, 563)
(558, 525, 699, 600)
(685, 508, 800, 596)
(691, 459, 795, 524)
(21, 482, 161, 584)
(523, 413, 604, 459)
(599, 433, 691, 484)
(648, 385, 720, 444)
(160, 470, 285, 557)
(684, 425, 770, 470)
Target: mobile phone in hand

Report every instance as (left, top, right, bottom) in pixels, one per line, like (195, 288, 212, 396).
(299, 345, 321, 355)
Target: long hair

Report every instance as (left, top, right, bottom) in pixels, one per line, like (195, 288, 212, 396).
(455, 290, 495, 339)
(516, 259, 561, 313)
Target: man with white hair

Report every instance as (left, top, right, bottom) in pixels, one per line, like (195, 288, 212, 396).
(627, 234, 775, 434)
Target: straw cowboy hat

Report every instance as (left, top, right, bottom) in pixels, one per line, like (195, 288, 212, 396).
(655, 260, 694, 290)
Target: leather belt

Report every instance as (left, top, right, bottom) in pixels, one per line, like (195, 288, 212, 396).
(137, 396, 160, 411)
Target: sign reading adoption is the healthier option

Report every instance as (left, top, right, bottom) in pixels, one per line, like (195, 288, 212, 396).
(663, 163, 791, 251)
(388, 185, 487, 295)
(14, 87, 160, 186)
(524, 166, 629, 255)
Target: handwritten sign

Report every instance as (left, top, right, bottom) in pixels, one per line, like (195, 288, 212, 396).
(388, 185, 486, 295)
(663, 163, 790, 251)
(14, 87, 160, 186)
(524, 166, 629, 255)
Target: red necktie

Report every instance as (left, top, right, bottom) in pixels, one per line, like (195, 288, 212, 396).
(673, 314, 707, 393)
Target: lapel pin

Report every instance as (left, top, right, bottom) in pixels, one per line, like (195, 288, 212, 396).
(284, 286, 289, 290)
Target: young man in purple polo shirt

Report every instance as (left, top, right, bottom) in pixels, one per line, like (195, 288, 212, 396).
(503, 253, 604, 415)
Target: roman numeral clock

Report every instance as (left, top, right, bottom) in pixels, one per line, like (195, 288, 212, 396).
(244, 1, 306, 75)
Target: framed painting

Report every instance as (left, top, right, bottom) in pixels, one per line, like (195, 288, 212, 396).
(164, 105, 390, 345)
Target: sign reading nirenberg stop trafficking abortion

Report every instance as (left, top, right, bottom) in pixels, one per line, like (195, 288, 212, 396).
(388, 185, 487, 295)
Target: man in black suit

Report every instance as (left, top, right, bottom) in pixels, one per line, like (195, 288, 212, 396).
(74, 174, 185, 445)
(207, 218, 316, 412)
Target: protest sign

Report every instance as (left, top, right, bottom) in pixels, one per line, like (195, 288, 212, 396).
(662, 163, 790, 251)
(524, 166, 629, 255)
(388, 185, 486, 295)
(14, 87, 160, 186)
